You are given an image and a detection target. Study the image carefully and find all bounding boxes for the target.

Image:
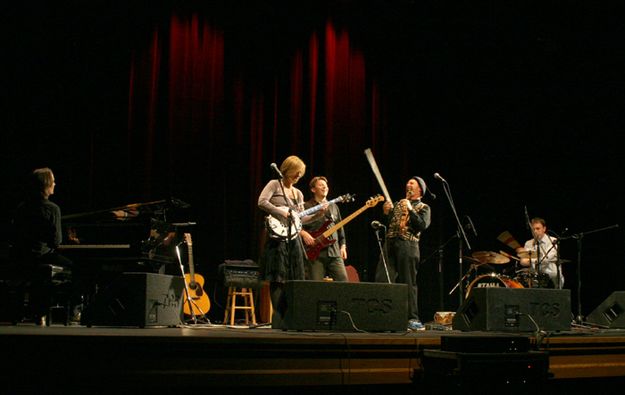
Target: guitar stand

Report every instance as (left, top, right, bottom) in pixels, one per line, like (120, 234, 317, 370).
(176, 244, 210, 325)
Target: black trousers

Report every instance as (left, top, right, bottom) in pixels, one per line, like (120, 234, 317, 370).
(375, 238, 421, 321)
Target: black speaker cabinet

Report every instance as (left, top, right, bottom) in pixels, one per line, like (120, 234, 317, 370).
(453, 288, 571, 332)
(279, 280, 408, 332)
(83, 272, 185, 327)
(587, 291, 625, 328)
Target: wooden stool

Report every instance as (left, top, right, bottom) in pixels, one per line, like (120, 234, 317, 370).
(223, 287, 257, 326)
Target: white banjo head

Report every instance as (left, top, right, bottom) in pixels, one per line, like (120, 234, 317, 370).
(266, 214, 302, 240)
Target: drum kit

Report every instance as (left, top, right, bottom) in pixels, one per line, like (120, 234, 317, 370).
(460, 250, 560, 298)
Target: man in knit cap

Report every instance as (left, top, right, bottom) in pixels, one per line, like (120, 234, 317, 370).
(375, 176, 432, 331)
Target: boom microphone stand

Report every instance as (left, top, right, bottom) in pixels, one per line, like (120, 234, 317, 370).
(524, 206, 541, 287)
(560, 223, 619, 324)
(176, 243, 198, 325)
(422, 233, 459, 311)
(435, 173, 471, 306)
(372, 221, 391, 283)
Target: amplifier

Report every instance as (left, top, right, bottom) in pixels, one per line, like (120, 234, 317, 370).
(279, 280, 408, 332)
(82, 272, 184, 327)
(219, 259, 261, 288)
(453, 288, 571, 332)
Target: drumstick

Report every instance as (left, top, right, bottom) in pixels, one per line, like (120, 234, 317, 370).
(499, 250, 520, 261)
(364, 148, 392, 203)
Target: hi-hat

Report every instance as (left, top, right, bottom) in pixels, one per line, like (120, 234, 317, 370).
(471, 251, 510, 265)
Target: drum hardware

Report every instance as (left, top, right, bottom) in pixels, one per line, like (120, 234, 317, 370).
(465, 273, 523, 298)
(516, 249, 538, 259)
(448, 262, 493, 296)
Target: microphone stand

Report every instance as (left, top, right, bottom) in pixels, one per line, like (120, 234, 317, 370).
(438, 178, 471, 306)
(524, 206, 540, 287)
(374, 226, 391, 283)
(422, 233, 457, 311)
(545, 230, 563, 290)
(553, 237, 562, 290)
(271, 169, 293, 323)
(560, 223, 619, 324)
(276, 174, 293, 251)
(176, 244, 197, 325)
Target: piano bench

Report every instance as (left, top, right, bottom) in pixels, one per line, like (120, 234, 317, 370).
(0, 263, 73, 326)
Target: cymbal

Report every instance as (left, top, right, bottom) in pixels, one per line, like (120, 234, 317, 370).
(471, 251, 510, 265)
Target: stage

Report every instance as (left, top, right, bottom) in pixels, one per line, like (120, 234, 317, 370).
(2, 321, 625, 393)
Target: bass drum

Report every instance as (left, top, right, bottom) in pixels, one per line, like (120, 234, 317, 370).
(465, 273, 524, 298)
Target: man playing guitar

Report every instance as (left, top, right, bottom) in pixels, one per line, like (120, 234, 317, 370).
(300, 176, 348, 281)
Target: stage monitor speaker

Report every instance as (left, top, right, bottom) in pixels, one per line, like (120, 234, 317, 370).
(83, 272, 184, 327)
(452, 288, 571, 332)
(586, 291, 625, 328)
(279, 280, 408, 332)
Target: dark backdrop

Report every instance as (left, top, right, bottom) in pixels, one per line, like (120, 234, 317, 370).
(3, 1, 624, 323)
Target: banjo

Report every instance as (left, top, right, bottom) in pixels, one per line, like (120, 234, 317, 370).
(265, 193, 354, 240)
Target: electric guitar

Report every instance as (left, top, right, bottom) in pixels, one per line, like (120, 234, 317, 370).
(305, 195, 384, 261)
(182, 233, 210, 316)
(265, 193, 354, 240)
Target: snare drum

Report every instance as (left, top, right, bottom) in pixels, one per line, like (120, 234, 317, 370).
(465, 273, 524, 298)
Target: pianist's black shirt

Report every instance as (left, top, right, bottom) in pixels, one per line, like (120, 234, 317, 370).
(11, 197, 63, 263)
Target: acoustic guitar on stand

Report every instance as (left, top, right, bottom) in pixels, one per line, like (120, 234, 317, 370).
(305, 195, 384, 261)
(182, 233, 210, 316)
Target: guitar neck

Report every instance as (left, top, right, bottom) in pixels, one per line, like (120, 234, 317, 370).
(188, 248, 195, 277)
(184, 233, 196, 279)
(321, 204, 370, 238)
(299, 195, 343, 218)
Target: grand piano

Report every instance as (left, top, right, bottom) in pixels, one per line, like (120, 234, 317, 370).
(58, 198, 194, 293)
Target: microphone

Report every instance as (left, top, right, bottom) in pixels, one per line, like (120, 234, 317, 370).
(371, 220, 386, 230)
(464, 215, 477, 237)
(270, 163, 283, 179)
(433, 172, 447, 183)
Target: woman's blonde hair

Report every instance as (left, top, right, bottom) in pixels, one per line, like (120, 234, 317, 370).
(280, 156, 306, 177)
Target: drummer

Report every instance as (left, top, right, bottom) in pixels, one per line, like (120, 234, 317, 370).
(516, 217, 564, 289)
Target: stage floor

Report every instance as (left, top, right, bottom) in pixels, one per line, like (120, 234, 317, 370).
(2, 321, 625, 393)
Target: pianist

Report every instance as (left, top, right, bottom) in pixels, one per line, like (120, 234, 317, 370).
(10, 167, 79, 324)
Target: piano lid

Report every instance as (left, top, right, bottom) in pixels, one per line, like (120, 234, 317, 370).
(62, 197, 191, 221)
